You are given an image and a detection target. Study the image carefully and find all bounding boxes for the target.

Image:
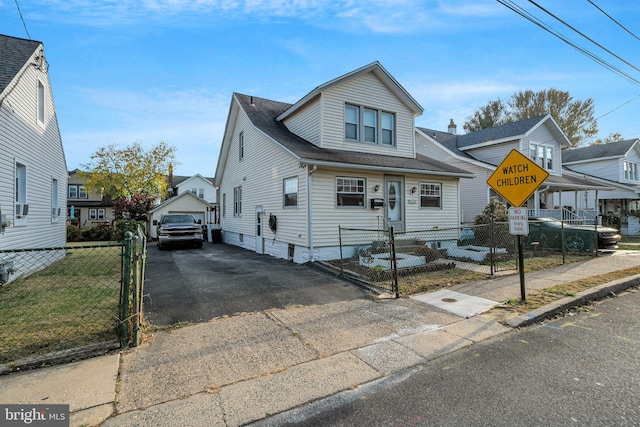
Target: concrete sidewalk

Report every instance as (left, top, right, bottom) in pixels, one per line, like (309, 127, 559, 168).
(1, 251, 639, 427)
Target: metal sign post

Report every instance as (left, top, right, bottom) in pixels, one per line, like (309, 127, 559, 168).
(487, 150, 549, 302)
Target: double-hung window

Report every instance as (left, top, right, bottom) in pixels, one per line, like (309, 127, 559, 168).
(336, 177, 365, 207)
(239, 132, 244, 161)
(420, 183, 442, 208)
(68, 185, 87, 199)
(345, 105, 395, 146)
(234, 186, 242, 216)
(529, 143, 553, 170)
(624, 161, 639, 181)
(283, 177, 298, 207)
(52, 178, 59, 219)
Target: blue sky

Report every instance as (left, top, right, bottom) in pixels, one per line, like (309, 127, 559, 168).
(2, 0, 639, 176)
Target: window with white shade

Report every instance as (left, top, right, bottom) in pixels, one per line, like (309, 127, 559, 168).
(283, 177, 298, 207)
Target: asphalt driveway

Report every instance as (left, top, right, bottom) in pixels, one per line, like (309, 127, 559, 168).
(143, 242, 372, 326)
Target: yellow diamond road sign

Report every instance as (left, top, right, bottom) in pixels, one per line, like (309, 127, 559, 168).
(487, 149, 550, 207)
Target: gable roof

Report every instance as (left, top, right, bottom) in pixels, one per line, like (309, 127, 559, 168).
(562, 139, 639, 164)
(0, 34, 41, 98)
(276, 61, 423, 121)
(173, 174, 214, 188)
(234, 93, 472, 178)
(150, 190, 215, 214)
(418, 114, 572, 163)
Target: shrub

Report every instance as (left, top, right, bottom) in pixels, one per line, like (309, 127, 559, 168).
(113, 219, 146, 241)
(475, 199, 509, 224)
(81, 226, 113, 242)
(67, 224, 82, 242)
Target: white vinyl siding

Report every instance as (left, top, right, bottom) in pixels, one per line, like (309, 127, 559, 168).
(416, 133, 492, 224)
(175, 175, 216, 203)
(218, 106, 308, 247)
(309, 169, 461, 247)
(282, 99, 321, 146)
(0, 45, 67, 248)
(321, 72, 415, 158)
(464, 140, 520, 165)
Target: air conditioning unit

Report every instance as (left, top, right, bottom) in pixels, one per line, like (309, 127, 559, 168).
(51, 207, 61, 217)
(15, 203, 29, 218)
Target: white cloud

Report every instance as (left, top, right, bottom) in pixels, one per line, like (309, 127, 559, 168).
(14, 0, 498, 33)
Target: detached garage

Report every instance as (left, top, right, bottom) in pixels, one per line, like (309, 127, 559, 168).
(149, 191, 216, 239)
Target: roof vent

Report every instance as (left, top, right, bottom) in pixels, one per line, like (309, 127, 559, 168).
(250, 96, 255, 106)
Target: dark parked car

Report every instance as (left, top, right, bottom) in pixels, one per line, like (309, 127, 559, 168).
(526, 217, 621, 252)
(154, 214, 203, 249)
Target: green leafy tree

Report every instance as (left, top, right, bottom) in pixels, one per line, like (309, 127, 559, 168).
(464, 88, 598, 147)
(590, 132, 624, 146)
(82, 141, 177, 200)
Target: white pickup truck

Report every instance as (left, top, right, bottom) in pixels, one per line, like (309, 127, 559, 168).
(154, 214, 203, 249)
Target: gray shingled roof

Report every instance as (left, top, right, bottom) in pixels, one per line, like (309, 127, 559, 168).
(418, 115, 548, 159)
(0, 34, 40, 96)
(235, 93, 472, 177)
(562, 139, 638, 163)
(455, 115, 547, 148)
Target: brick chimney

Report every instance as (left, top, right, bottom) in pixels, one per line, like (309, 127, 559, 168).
(448, 119, 457, 134)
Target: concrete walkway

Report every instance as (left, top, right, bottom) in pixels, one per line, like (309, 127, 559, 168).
(1, 251, 639, 427)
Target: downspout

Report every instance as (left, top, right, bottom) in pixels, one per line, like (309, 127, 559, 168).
(307, 165, 317, 262)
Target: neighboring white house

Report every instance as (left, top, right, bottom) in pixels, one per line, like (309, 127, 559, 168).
(214, 62, 473, 263)
(0, 34, 68, 282)
(562, 139, 640, 234)
(148, 191, 215, 239)
(416, 115, 608, 224)
(169, 174, 216, 204)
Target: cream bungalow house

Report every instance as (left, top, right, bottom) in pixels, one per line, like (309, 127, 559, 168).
(416, 115, 608, 224)
(214, 62, 473, 263)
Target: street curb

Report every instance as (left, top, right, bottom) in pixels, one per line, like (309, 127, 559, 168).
(506, 274, 640, 328)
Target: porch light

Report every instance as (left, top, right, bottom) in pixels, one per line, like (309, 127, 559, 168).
(411, 186, 417, 194)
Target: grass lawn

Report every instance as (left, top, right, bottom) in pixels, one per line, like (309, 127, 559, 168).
(0, 245, 123, 364)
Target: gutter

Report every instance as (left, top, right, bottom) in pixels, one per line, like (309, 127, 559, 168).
(307, 165, 317, 262)
(298, 159, 474, 178)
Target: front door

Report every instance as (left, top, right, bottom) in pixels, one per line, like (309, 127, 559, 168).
(385, 176, 404, 231)
(255, 206, 264, 254)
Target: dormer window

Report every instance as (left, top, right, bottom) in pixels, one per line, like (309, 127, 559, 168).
(345, 104, 395, 146)
(529, 143, 553, 170)
(624, 161, 638, 181)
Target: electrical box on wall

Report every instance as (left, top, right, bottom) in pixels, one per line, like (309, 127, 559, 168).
(370, 198, 384, 209)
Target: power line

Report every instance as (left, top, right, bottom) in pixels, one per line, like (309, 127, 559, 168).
(528, 0, 640, 74)
(595, 94, 640, 120)
(587, 0, 640, 43)
(14, 0, 31, 39)
(496, 0, 640, 87)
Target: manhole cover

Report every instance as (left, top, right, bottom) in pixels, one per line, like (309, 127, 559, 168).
(441, 298, 457, 303)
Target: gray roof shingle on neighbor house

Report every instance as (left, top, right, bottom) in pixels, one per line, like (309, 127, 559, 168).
(235, 93, 473, 177)
(417, 115, 548, 160)
(0, 34, 41, 96)
(562, 139, 638, 163)
(455, 115, 547, 148)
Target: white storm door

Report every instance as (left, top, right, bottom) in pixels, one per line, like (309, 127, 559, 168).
(385, 176, 404, 231)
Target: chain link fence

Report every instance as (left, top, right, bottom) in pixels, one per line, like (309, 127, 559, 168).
(0, 227, 146, 368)
(336, 219, 599, 296)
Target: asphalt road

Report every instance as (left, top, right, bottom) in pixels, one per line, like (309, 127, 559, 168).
(143, 242, 372, 326)
(259, 288, 640, 426)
